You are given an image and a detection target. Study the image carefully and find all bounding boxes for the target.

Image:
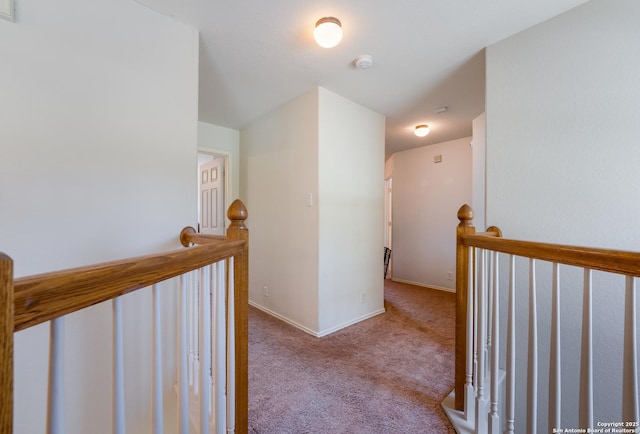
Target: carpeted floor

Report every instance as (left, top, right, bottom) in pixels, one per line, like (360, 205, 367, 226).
(248, 279, 457, 434)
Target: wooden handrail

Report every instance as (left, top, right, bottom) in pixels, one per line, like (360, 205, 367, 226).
(14, 239, 245, 332)
(0, 199, 250, 434)
(460, 234, 640, 277)
(179, 226, 227, 245)
(454, 203, 640, 413)
(181, 198, 249, 434)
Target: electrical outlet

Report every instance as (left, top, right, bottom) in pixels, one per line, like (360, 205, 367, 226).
(447, 271, 453, 280)
(263, 285, 269, 297)
(360, 291, 365, 304)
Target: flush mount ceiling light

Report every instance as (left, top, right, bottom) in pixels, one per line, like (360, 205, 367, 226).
(314, 17, 342, 48)
(415, 125, 430, 137)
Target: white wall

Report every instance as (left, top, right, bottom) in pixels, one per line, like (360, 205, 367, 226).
(471, 113, 486, 231)
(0, 0, 199, 432)
(384, 154, 395, 180)
(241, 87, 385, 336)
(241, 89, 320, 333)
(391, 137, 472, 290)
(317, 88, 385, 335)
(486, 0, 640, 429)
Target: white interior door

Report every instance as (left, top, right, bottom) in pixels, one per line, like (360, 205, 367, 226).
(199, 157, 224, 235)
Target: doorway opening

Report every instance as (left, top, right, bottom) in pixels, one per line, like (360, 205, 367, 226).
(384, 177, 392, 279)
(197, 151, 227, 235)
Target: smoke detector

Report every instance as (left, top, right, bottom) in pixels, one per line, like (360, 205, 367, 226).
(354, 54, 373, 70)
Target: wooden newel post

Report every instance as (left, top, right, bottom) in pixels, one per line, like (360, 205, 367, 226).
(455, 204, 475, 411)
(0, 253, 14, 434)
(226, 199, 249, 434)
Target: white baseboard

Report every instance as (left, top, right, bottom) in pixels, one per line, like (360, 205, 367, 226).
(249, 302, 319, 336)
(249, 301, 385, 338)
(391, 278, 456, 293)
(316, 308, 386, 337)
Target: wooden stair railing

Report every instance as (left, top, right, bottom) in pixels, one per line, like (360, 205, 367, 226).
(0, 199, 249, 434)
(451, 204, 640, 433)
(180, 199, 250, 434)
(455, 205, 502, 412)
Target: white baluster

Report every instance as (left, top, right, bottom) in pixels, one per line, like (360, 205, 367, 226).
(475, 249, 488, 433)
(210, 263, 216, 420)
(200, 266, 212, 434)
(152, 284, 164, 434)
(549, 263, 561, 433)
(473, 247, 479, 394)
(192, 270, 200, 394)
(113, 298, 125, 434)
(214, 262, 227, 434)
(483, 251, 490, 380)
(188, 271, 195, 389)
(488, 251, 500, 434)
(178, 274, 189, 434)
(623, 276, 639, 422)
(47, 317, 65, 434)
(227, 258, 236, 434)
(505, 255, 516, 434)
(527, 259, 538, 434)
(487, 251, 493, 372)
(464, 248, 475, 422)
(580, 269, 593, 429)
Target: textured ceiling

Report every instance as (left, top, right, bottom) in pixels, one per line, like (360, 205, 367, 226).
(134, 0, 588, 158)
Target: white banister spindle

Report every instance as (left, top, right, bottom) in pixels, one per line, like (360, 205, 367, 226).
(214, 262, 227, 434)
(200, 266, 212, 434)
(47, 317, 65, 434)
(152, 284, 164, 434)
(475, 249, 488, 433)
(505, 255, 516, 434)
(549, 263, 561, 433)
(488, 251, 500, 434)
(482, 251, 490, 381)
(527, 259, 538, 434)
(191, 270, 200, 394)
(580, 269, 594, 429)
(113, 298, 126, 434)
(464, 248, 475, 422)
(178, 275, 190, 434)
(623, 276, 639, 422)
(227, 258, 236, 434)
(188, 271, 195, 388)
(473, 248, 479, 392)
(486, 251, 493, 367)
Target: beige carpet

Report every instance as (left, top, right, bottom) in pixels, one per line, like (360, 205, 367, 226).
(248, 280, 457, 433)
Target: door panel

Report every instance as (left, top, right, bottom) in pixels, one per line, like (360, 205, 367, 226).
(199, 157, 224, 235)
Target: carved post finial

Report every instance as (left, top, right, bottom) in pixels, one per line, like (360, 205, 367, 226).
(457, 204, 474, 227)
(228, 199, 248, 230)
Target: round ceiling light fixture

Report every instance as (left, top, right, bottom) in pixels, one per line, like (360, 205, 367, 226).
(415, 124, 430, 137)
(314, 17, 343, 48)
